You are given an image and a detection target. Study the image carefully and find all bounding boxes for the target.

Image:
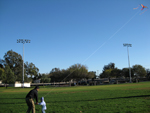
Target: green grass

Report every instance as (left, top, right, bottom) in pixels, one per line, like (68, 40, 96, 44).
(0, 82, 150, 113)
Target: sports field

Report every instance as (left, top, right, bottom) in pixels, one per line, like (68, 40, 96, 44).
(0, 82, 150, 113)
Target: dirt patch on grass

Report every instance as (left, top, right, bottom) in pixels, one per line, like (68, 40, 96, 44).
(135, 87, 150, 90)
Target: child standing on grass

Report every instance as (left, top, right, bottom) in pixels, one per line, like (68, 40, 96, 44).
(38, 97, 47, 113)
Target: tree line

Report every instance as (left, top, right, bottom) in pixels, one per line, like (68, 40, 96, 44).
(100, 63, 150, 80)
(0, 50, 150, 84)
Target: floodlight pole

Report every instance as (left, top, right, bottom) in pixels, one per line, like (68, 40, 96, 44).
(17, 39, 30, 88)
(23, 43, 24, 88)
(123, 43, 132, 83)
(97, 70, 99, 78)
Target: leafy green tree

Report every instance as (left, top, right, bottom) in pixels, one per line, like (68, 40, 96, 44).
(44, 78, 51, 83)
(40, 74, 51, 83)
(86, 71, 96, 80)
(103, 63, 115, 71)
(25, 62, 39, 79)
(111, 68, 122, 78)
(49, 68, 62, 82)
(76, 64, 88, 80)
(104, 69, 112, 78)
(60, 69, 70, 82)
(1, 50, 39, 83)
(121, 68, 128, 78)
(100, 63, 115, 78)
(0, 68, 5, 80)
(3, 65, 15, 84)
(146, 69, 150, 80)
(132, 65, 147, 77)
(0, 58, 4, 68)
(3, 50, 23, 81)
(68, 64, 88, 82)
(121, 68, 134, 78)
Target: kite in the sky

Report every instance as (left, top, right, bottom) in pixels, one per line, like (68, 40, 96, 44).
(133, 4, 148, 15)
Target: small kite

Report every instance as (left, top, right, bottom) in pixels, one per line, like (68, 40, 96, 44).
(133, 4, 148, 15)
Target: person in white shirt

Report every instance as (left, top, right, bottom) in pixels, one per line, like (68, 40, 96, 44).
(38, 97, 46, 113)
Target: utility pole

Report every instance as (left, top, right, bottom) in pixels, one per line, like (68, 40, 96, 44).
(123, 43, 132, 83)
(17, 39, 31, 88)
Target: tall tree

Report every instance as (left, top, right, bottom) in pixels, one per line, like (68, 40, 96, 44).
(68, 64, 88, 82)
(86, 71, 96, 80)
(111, 68, 122, 78)
(3, 50, 23, 81)
(40, 73, 51, 83)
(60, 69, 70, 82)
(104, 69, 112, 78)
(103, 63, 115, 71)
(121, 68, 134, 78)
(0, 58, 4, 68)
(100, 62, 115, 78)
(146, 69, 150, 80)
(25, 62, 39, 79)
(49, 68, 61, 82)
(132, 65, 147, 77)
(2, 50, 39, 83)
(0, 68, 5, 80)
(3, 65, 15, 84)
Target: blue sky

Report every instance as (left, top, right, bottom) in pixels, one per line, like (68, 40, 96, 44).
(0, 0, 150, 74)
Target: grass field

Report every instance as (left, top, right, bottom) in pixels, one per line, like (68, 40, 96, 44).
(0, 82, 150, 113)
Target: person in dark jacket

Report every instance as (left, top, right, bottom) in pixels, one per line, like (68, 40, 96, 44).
(26, 86, 39, 113)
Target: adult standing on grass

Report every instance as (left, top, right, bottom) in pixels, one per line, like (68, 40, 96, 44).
(26, 86, 39, 113)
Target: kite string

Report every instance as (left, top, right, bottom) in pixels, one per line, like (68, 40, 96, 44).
(82, 10, 140, 64)
(43, 70, 76, 97)
(43, 10, 140, 97)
